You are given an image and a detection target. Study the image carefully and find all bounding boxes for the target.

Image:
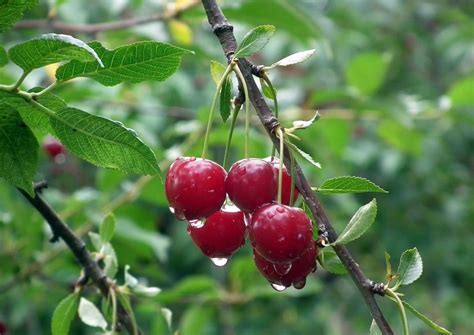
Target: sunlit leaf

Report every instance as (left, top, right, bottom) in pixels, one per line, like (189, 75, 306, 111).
(0, 0, 38, 33)
(448, 76, 474, 107)
(315, 176, 387, 194)
(333, 199, 377, 245)
(267, 49, 315, 69)
(235, 25, 275, 58)
(52, 293, 79, 335)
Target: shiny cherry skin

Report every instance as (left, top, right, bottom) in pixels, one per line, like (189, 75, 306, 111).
(264, 157, 299, 206)
(253, 243, 317, 289)
(226, 159, 276, 213)
(42, 137, 65, 158)
(165, 157, 226, 220)
(188, 208, 246, 258)
(250, 203, 313, 263)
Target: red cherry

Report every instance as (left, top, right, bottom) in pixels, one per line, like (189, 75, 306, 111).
(0, 321, 7, 334)
(188, 207, 246, 259)
(165, 157, 226, 220)
(264, 157, 299, 206)
(250, 203, 313, 263)
(226, 159, 276, 213)
(253, 243, 317, 289)
(42, 137, 65, 158)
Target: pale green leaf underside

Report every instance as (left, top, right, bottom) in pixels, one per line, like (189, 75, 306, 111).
(0, 0, 38, 33)
(0, 104, 38, 195)
(52, 293, 79, 335)
(396, 247, 423, 286)
(317, 176, 388, 194)
(0, 46, 8, 67)
(78, 297, 107, 330)
(235, 25, 276, 58)
(333, 198, 377, 245)
(286, 140, 321, 169)
(50, 107, 160, 176)
(9, 33, 102, 73)
(403, 301, 452, 334)
(56, 41, 192, 86)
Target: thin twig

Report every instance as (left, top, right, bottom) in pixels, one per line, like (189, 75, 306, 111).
(200, 1, 393, 334)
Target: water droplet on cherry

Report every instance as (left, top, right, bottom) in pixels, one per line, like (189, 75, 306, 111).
(210, 257, 228, 267)
(271, 283, 287, 291)
(189, 219, 205, 228)
(293, 279, 306, 289)
(276, 207, 285, 213)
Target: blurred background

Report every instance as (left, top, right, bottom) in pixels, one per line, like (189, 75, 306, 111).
(0, 0, 473, 334)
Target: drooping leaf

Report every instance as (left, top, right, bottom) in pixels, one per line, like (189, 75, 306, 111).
(51, 293, 79, 335)
(235, 25, 275, 58)
(220, 75, 232, 122)
(286, 140, 321, 169)
(396, 248, 423, 287)
(0, 104, 38, 195)
(333, 199, 377, 245)
(56, 41, 192, 86)
(100, 213, 116, 244)
(0, 46, 8, 67)
(0, 0, 38, 33)
(448, 76, 474, 107)
(260, 77, 276, 100)
(210, 60, 226, 85)
(78, 298, 107, 331)
(346, 52, 389, 95)
(50, 107, 160, 176)
(9, 33, 102, 73)
(402, 301, 452, 334)
(267, 49, 316, 69)
(316, 176, 388, 194)
(369, 319, 382, 335)
(318, 249, 347, 275)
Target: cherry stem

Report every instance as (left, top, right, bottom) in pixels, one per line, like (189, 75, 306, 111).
(201, 62, 235, 158)
(385, 288, 410, 335)
(289, 152, 295, 206)
(223, 102, 242, 169)
(233, 64, 250, 159)
(277, 128, 284, 204)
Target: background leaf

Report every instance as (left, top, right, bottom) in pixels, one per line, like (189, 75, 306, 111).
(316, 176, 387, 194)
(210, 60, 226, 85)
(0, 0, 38, 33)
(448, 76, 474, 107)
(56, 41, 192, 86)
(346, 52, 389, 95)
(51, 293, 79, 335)
(396, 248, 423, 286)
(50, 107, 160, 176)
(403, 301, 452, 334)
(0, 46, 7, 67)
(235, 25, 275, 58)
(100, 213, 116, 244)
(78, 298, 107, 331)
(9, 33, 102, 73)
(0, 104, 38, 195)
(333, 199, 377, 245)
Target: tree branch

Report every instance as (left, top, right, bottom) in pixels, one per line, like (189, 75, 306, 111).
(200, 0, 393, 333)
(18, 189, 140, 335)
(15, 0, 199, 34)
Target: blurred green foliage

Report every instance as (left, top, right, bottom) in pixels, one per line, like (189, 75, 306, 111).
(0, 0, 473, 334)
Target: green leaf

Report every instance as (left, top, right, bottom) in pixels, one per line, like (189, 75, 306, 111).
(286, 140, 321, 169)
(403, 301, 452, 334)
(210, 60, 226, 86)
(116, 290, 138, 335)
(385, 251, 392, 277)
(260, 78, 276, 100)
(333, 199, 377, 246)
(267, 49, 316, 69)
(377, 119, 422, 156)
(100, 213, 116, 243)
(0, 104, 38, 195)
(235, 25, 276, 58)
(156, 276, 220, 305)
(51, 293, 79, 335)
(9, 33, 103, 73)
(0, 0, 38, 33)
(219, 75, 231, 122)
(56, 41, 192, 86)
(50, 107, 160, 176)
(370, 319, 382, 335)
(78, 297, 107, 331)
(448, 76, 474, 107)
(0, 46, 8, 67)
(180, 305, 215, 335)
(346, 52, 389, 95)
(316, 176, 388, 194)
(396, 248, 423, 287)
(318, 249, 347, 275)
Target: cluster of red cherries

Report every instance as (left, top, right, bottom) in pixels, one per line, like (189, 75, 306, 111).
(165, 156, 318, 290)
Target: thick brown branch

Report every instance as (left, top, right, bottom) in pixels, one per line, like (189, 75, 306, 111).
(201, 0, 393, 333)
(15, 0, 199, 34)
(19, 189, 140, 335)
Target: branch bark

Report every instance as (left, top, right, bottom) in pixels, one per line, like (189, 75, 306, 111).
(19, 189, 139, 335)
(15, 0, 199, 34)
(200, 1, 393, 333)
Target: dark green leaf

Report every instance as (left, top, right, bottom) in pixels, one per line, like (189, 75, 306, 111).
(318, 249, 347, 275)
(235, 25, 275, 58)
(0, 0, 38, 33)
(333, 199, 377, 245)
(219, 76, 231, 122)
(9, 33, 102, 73)
(448, 76, 474, 107)
(403, 301, 452, 334)
(50, 107, 160, 176)
(316, 176, 388, 194)
(396, 248, 423, 287)
(56, 41, 192, 86)
(100, 213, 116, 243)
(0, 104, 38, 195)
(52, 293, 80, 335)
(346, 52, 389, 95)
(0, 46, 8, 67)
